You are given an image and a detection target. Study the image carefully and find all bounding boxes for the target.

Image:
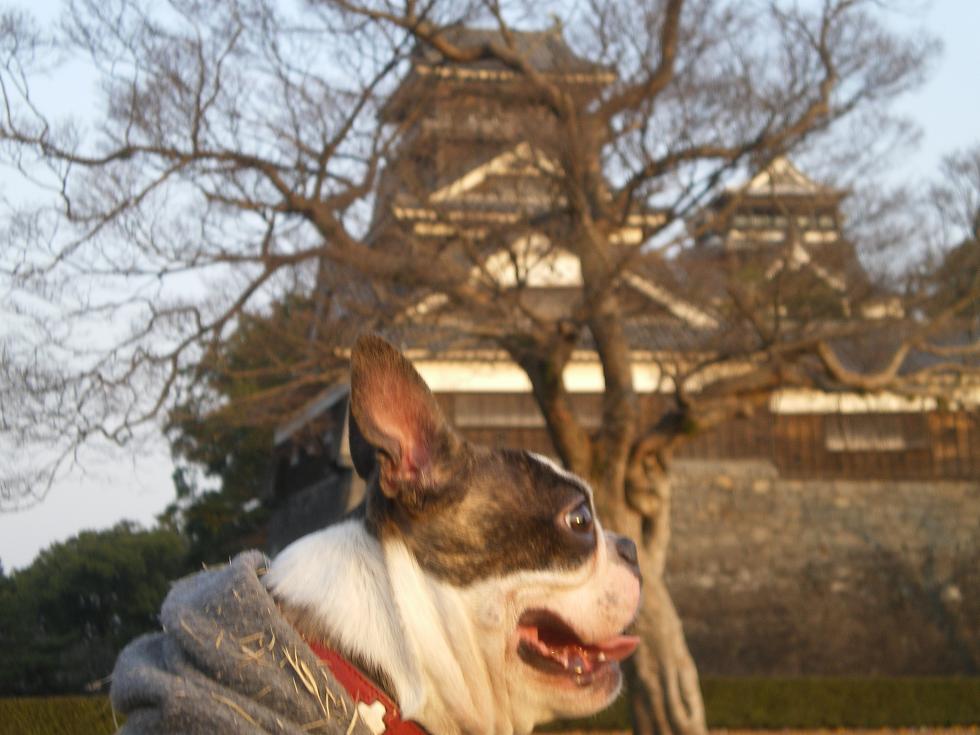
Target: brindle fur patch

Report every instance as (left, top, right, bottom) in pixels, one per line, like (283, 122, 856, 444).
(365, 445, 596, 586)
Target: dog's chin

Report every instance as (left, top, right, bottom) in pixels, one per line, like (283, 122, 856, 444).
(509, 608, 638, 718)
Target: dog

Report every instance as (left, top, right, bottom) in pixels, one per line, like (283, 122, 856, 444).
(263, 335, 642, 734)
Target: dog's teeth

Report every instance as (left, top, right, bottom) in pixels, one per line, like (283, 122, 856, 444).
(596, 652, 607, 663)
(569, 654, 587, 675)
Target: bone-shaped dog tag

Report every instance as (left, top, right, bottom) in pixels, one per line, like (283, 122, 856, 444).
(357, 700, 387, 734)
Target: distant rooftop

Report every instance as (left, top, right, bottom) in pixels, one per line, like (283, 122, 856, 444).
(715, 156, 846, 205)
(410, 25, 611, 77)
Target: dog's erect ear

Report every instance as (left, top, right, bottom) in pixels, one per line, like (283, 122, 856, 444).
(347, 407, 378, 482)
(348, 334, 456, 507)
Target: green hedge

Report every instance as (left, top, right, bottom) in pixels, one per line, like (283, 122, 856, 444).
(3, 678, 980, 734)
(544, 676, 980, 731)
(702, 676, 980, 729)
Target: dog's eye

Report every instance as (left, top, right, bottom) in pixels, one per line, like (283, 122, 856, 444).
(564, 502, 593, 534)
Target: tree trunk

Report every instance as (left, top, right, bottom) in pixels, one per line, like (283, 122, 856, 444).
(624, 574, 706, 735)
(602, 467, 707, 735)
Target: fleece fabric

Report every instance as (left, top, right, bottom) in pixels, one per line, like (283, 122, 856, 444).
(110, 550, 378, 734)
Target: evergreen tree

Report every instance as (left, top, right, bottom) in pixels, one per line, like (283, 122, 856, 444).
(0, 523, 187, 694)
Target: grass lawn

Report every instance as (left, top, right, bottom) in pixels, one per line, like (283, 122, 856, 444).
(2, 677, 979, 734)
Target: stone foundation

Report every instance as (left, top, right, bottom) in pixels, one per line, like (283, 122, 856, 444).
(665, 461, 980, 675)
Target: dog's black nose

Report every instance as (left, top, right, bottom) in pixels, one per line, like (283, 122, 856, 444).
(615, 535, 638, 567)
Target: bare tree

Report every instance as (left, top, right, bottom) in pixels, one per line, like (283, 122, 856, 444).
(2, 1, 975, 733)
(931, 146, 980, 243)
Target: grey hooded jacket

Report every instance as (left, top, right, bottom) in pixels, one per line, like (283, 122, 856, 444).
(110, 551, 377, 734)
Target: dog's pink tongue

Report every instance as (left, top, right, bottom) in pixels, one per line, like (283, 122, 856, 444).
(594, 635, 641, 662)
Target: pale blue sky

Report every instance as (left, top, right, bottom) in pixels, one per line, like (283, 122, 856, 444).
(888, 1, 980, 180)
(1, 0, 978, 571)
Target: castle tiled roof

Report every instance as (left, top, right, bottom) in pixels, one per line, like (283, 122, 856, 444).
(411, 25, 611, 76)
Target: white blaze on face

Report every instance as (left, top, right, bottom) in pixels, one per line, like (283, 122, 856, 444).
(527, 452, 594, 502)
(386, 453, 642, 734)
(453, 525, 641, 732)
(428, 456, 644, 733)
(379, 532, 640, 733)
(520, 454, 639, 648)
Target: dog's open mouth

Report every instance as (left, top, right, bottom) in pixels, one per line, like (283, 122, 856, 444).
(516, 609, 639, 685)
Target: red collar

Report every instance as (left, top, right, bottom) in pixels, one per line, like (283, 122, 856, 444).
(305, 638, 428, 735)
